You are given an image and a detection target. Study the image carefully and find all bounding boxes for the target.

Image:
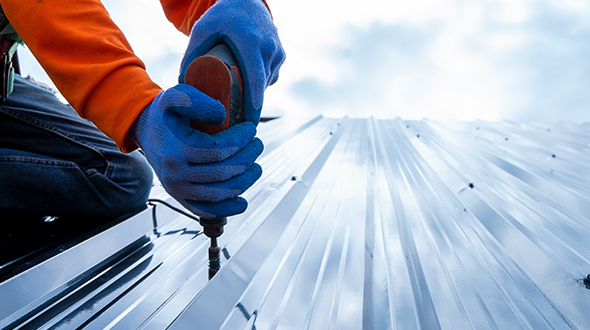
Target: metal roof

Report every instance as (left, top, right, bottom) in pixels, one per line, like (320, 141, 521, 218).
(2, 116, 590, 329)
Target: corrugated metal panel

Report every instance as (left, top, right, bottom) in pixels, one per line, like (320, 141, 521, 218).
(2, 116, 590, 329)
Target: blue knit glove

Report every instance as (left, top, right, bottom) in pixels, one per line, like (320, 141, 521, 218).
(129, 84, 263, 218)
(179, 0, 286, 125)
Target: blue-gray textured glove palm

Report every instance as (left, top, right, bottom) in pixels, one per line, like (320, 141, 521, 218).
(130, 85, 264, 218)
(179, 0, 286, 125)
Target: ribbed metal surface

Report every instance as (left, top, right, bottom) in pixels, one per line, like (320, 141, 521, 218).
(2, 116, 590, 329)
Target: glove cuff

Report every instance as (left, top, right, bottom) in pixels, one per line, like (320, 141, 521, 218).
(127, 98, 154, 151)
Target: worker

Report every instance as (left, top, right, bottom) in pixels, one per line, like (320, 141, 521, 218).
(0, 0, 285, 222)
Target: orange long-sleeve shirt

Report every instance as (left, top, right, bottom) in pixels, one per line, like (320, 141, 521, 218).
(1, 0, 267, 152)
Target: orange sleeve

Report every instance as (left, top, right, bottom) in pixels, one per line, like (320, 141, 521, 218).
(1, 0, 163, 152)
(160, 0, 271, 36)
(2, 0, 268, 152)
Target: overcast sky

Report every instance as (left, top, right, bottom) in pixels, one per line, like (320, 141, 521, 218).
(18, 0, 590, 124)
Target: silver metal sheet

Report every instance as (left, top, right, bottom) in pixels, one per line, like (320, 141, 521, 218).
(2, 116, 590, 329)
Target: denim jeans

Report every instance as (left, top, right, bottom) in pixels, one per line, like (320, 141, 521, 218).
(0, 75, 153, 220)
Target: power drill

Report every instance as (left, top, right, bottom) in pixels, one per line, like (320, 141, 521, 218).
(183, 43, 243, 279)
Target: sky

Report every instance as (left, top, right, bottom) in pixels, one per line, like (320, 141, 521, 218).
(18, 0, 590, 124)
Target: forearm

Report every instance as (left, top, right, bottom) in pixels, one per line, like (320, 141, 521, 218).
(2, 0, 162, 151)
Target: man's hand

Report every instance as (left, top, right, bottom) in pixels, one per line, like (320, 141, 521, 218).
(129, 84, 263, 218)
(179, 0, 286, 126)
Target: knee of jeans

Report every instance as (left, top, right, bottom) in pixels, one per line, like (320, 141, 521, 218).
(125, 151, 154, 205)
(103, 151, 154, 218)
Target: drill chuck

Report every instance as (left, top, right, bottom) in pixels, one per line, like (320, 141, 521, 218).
(199, 216, 227, 238)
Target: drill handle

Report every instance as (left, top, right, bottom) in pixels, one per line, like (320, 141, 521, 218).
(185, 43, 243, 135)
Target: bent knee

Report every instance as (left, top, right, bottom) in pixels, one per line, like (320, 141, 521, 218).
(96, 151, 154, 218)
(117, 150, 154, 203)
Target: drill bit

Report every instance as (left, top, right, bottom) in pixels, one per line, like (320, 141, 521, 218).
(208, 237, 220, 279)
(200, 216, 227, 279)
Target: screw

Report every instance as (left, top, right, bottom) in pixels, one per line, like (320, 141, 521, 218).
(468, 183, 475, 189)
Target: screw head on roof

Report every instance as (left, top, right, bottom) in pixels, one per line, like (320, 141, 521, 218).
(468, 183, 475, 189)
(584, 274, 590, 289)
(552, 154, 556, 158)
(43, 216, 58, 223)
(291, 176, 297, 181)
(417, 134, 420, 138)
(505, 137, 509, 141)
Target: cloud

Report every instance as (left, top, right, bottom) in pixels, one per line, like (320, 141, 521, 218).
(15, 0, 590, 123)
(101, 0, 189, 89)
(495, 2, 590, 123)
(289, 22, 440, 118)
(279, 0, 590, 123)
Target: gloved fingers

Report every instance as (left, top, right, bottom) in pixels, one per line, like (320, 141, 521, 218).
(266, 42, 286, 87)
(160, 84, 226, 125)
(180, 163, 262, 202)
(179, 0, 286, 126)
(209, 121, 258, 149)
(182, 197, 249, 218)
(182, 122, 258, 163)
(184, 137, 264, 183)
(231, 36, 285, 126)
